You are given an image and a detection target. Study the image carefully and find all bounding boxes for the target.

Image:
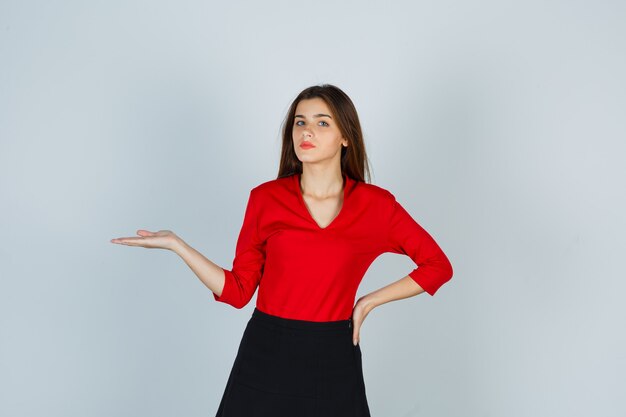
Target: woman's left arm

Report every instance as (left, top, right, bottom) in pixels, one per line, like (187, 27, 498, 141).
(350, 192, 454, 345)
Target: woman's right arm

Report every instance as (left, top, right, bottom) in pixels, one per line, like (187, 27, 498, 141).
(111, 188, 265, 308)
(173, 238, 227, 297)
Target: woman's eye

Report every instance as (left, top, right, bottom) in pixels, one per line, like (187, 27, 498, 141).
(295, 120, 329, 126)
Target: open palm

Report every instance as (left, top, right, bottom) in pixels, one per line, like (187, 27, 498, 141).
(110, 229, 179, 250)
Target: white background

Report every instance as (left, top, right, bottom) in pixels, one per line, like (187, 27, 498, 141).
(1, 1, 624, 416)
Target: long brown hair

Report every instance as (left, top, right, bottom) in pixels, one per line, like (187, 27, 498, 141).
(276, 84, 372, 183)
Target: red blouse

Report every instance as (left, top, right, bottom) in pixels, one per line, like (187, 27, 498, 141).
(213, 172, 453, 322)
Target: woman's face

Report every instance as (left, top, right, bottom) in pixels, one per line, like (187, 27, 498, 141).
(292, 98, 348, 166)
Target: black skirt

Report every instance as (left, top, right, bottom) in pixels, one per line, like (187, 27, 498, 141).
(215, 307, 371, 417)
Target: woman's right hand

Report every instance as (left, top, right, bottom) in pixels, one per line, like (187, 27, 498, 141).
(110, 229, 181, 251)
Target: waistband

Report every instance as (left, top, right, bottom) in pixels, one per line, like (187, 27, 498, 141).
(251, 307, 352, 331)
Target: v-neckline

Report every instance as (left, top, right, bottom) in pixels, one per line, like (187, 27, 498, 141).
(294, 172, 350, 230)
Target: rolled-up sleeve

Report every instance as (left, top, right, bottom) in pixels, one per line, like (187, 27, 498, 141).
(385, 193, 453, 295)
(213, 188, 266, 308)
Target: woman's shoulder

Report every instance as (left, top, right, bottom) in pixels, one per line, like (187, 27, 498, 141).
(355, 179, 395, 202)
(248, 174, 296, 199)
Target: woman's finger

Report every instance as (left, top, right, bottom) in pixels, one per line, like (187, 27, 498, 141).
(110, 230, 176, 250)
(111, 230, 156, 243)
(110, 237, 144, 245)
(352, 307, 363, 345)
(137, 230, 155, 236)
(351, 296, 375, 346)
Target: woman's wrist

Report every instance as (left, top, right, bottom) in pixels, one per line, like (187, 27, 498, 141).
(360, 293, 382, 311)
(171, 235, 188, 254)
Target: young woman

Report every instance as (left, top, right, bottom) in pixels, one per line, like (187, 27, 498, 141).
(111, 84, 454, 416)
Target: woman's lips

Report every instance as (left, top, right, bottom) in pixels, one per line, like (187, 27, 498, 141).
(300, 142, 315, 149)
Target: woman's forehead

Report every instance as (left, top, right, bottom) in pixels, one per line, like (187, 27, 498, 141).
(295, 97, 331, 114)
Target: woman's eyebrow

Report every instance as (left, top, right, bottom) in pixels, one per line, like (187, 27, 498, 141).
(295, 114, 333, 119)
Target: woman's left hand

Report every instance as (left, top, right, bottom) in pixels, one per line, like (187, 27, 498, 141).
(351, 295, 377, 346)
